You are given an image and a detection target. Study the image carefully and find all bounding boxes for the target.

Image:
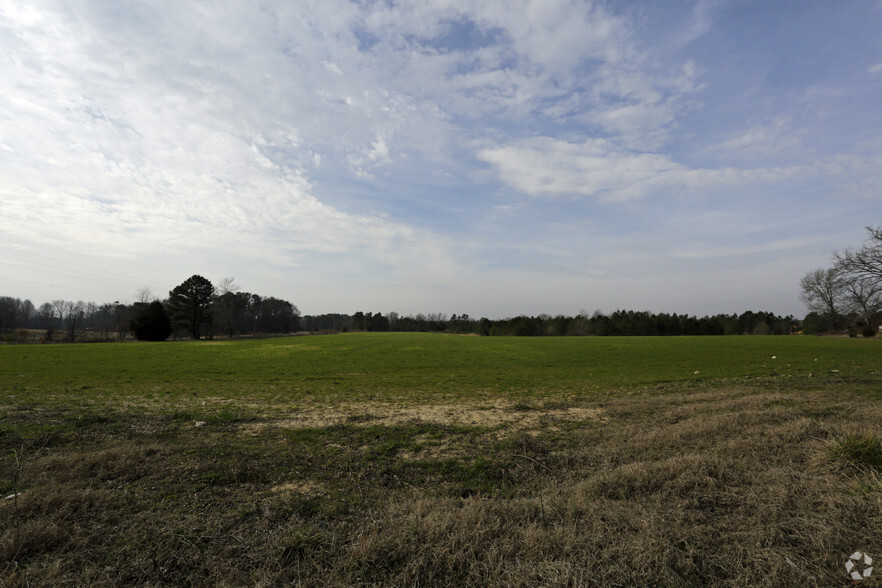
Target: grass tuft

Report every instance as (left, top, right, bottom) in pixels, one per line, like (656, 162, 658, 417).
(820, 431, 882, 473)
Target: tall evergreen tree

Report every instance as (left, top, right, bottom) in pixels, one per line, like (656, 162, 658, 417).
(168, 275, 215, 339)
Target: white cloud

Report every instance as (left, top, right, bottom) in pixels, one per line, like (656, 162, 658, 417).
(678, 0, 718, 46)
(477, 137, 801, 202)
(869, 63, 882, 74)
(478, 138, 680, 201)
(326, 0, 700, 150)
(585, 60, 701, 150)
(1, 0, 879, 317)
(817, 152, 882, 200)
(709, 117, 804, 161)
(0, 0, 461, 281)
(466, 0, 628, 69)
(670, 237, 828, 259)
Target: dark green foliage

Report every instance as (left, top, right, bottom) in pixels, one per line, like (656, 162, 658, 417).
(801, 312, 825, 335)
(214, 291, 301, 336)
(300, 313, 352, 332)
(352, 311, 393, 332)
(308, 310, 798, 336)
(167, 275, 215, 339)
(2, 280, 301, 342)
(130, 301, 172, 341)
(0, 296, 33, 336)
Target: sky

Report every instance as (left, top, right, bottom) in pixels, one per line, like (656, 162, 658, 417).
(2, 0, 881, 319)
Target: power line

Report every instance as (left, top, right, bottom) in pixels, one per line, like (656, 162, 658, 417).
(0, 246, 176, 292)
(0, 258, 150, 291)
(2, 276, 134, 299)
(0, 246, 175, 288)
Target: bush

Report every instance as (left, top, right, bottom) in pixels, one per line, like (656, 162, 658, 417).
(862, 324, 877, 338)
(131, 301, 172, 341)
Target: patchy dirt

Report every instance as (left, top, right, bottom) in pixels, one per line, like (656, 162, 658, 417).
(270, 480, 328, 496)
(240, 399, 607, 433)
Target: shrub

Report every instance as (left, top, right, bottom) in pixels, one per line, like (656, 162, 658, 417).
(131, 301, 172, 341)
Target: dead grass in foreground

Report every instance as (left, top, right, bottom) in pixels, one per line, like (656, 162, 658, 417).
(1, 385, 881, 586)
(241, 398, 608, 431)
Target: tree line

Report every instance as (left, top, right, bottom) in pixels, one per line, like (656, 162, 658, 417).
(1, 293, 800, 342)
(0, 275, 300, 342)
(800, 225, 882, 336)
(9, 226, 882, 344)
(302, 309, 797, 336)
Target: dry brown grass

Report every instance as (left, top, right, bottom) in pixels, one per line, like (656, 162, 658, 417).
(2, 385, 881, 586)
(241, 398, 607, 432)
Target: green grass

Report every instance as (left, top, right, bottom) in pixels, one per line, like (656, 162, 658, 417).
(2, 333, 879, 406)
(1, 333, 881, 586)
(821, 431, 882, 472)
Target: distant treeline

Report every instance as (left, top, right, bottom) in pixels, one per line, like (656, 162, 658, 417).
(303, 309, 799, 336)
(2, 292, 799, 343)
(0, 284, 300, 343)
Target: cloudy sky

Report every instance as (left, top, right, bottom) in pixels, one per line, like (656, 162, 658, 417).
(2, 0, 881, 318)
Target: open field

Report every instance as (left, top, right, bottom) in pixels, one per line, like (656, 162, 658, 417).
(1, 333, 881, 586)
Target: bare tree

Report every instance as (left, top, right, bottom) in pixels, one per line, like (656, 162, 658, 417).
(217, 277, 240, 295)
(63, 300, 86, 342)
(114, 303, 131, 341)
(36, 303, 55, 339)
(19, 300, 34, 329)
(82, 302, 98, 336)
(841, 273, 882, 324)
(96, 303, 116, 340)
(135, 287, 155, 304)
(799, 268, 845, 329)
(387, 311, 398, 330)
(215, 277, 241, 338)
(831, 226, 882, 328)
(835, 225, 882, 284)
(51, 300, 67, 334)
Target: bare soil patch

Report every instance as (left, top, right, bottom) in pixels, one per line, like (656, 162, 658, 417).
(240, 399, 607, 432)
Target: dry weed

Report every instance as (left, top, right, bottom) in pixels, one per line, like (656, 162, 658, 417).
(2, 386, 881, 586)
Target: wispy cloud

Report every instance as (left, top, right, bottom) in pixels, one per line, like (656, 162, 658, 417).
(0, 0, 880, 316)
(477, 137, 802, 202)
(707, 117, 805, 162)
(670, 237, 830, 260)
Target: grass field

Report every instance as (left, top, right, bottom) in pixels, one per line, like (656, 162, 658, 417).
(1, 333, 881, 586)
